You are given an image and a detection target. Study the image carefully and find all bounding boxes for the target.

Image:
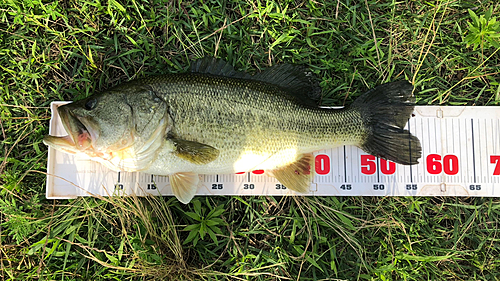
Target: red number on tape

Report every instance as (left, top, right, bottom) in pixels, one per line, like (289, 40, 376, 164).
(443, 155, 459, 175)
(427, 154, 442, 174)
(361, 155, 376, 175)
(380, 159, 396, 175)
(426, 154, 459, 175)
(315, 154, 330, 175)
(491, 155, 500, 175)
(252, 170, 265, 174)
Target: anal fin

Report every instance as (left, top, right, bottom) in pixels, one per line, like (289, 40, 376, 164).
(170, 172, 200, 204)
(269, 154, 314, 193)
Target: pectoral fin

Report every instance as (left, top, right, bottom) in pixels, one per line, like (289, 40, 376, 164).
(269, 154, 314, 193)
(170, 137, 219, 165)
(170, 172, 200, 204)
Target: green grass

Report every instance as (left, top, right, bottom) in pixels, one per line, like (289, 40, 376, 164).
(1, 0, 500, 280)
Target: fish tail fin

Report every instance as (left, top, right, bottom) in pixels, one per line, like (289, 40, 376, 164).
(352, 80, 422, 165)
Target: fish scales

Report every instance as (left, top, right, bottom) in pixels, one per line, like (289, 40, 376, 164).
(145, 73, 365, 172)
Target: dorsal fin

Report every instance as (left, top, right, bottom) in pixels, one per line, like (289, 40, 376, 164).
(190, 57, 321, 107)
(252, 64, 321, 106)
(190, 57, 251, 79)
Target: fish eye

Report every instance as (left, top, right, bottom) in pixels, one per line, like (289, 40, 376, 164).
(84, 99, 97, 110)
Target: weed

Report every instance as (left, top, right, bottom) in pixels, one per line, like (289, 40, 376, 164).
(182, 199, 226, 247)
(464, 7, 500, 51)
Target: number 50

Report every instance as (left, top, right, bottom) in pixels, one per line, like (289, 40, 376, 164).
(360, 155, 396, 175)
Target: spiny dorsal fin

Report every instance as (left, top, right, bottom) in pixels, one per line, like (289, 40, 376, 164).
(190, 57, 321, 107)
(190, 57, 251, 79)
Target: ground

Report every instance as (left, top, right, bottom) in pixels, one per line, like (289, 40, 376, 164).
(1, 1, 500, 280)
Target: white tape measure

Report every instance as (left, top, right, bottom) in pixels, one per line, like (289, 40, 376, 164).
(46, 102, 500, 199)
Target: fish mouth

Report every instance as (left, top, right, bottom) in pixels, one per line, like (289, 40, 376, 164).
(43, 105, 97, 153)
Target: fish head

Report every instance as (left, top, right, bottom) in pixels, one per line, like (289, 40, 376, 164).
(44, 85, 169, 169)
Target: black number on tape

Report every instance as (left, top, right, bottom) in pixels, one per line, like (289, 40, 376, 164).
(212, 183, 224, 190)
(406, 184, 418, 190)
(340, 184, 352, 190)
(276, 184, 287, 189)
(244, 184, 255, 190)
(469, 185, 481, 191)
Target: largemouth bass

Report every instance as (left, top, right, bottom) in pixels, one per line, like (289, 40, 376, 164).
(44, 58, 421, 203)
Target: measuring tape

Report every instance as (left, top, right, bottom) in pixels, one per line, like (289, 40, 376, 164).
(46, 102, 500, 199)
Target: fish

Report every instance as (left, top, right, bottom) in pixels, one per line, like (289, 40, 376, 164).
(44, 58, 422, 204)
